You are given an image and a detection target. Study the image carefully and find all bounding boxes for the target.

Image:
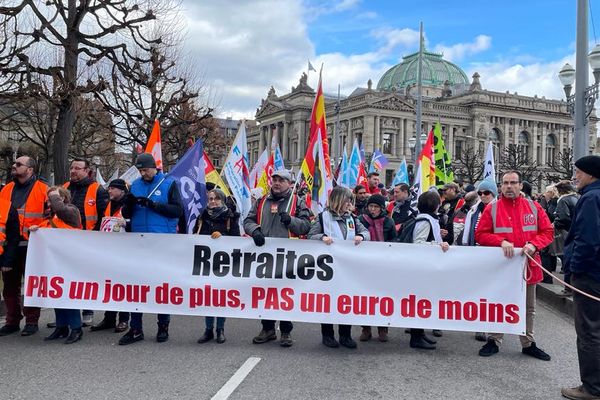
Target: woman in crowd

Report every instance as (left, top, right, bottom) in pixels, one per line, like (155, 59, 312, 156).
(409, 190, 449, 350)
(458, 179, 498, 342)
(358, 194, 396, 342)
(553, 180, 579, 294)
(30, 186, 83, 344)
(308, 186, 370, 349)
(194, 189, 240, 344)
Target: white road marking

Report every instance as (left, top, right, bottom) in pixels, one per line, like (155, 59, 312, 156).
(211, 356, 261, 400)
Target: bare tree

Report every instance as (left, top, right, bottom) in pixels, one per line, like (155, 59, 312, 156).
(0, 1, 162, 182)
(545, 148, 573, 183)
(499, 144, 540, 186)
(453, 145, 485, 184)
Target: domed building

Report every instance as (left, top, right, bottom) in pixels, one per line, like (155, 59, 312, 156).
(249, 49, 595, 191)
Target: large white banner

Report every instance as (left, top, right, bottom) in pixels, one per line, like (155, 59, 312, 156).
(24, 230, 527, 334)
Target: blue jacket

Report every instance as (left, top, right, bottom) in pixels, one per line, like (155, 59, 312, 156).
(130, 172, 179, 233)
(563, 179, 600, 282)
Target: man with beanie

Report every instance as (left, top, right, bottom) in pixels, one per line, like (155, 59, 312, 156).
(476, 170, 554, 361)
(243, 169, 311, 347)
(119, 153, 183, 345)
(561, 155, 600, 400)
(91, 178, 130, 333)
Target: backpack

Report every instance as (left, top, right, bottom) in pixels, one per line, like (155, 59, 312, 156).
(396, 216, 431, 243)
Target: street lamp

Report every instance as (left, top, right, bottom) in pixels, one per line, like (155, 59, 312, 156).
(557, 0, 600, 163)
(408, 136, 416, 163)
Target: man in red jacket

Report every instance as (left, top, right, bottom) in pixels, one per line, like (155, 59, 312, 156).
(475, 170, 554, 361)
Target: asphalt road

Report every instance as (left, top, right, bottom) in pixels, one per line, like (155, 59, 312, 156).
(0, 301, 580, 400)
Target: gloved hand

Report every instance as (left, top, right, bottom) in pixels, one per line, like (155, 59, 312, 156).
(252, 229, 265, 246)
(279, 212, 292, 226)
(136, 197, 155, 209)
(125, 193, 137, 208)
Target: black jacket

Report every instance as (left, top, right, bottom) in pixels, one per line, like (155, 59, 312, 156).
(554, 194, 579, 231)
(0, 204, 20, 268)
(194, 208, 240, 236)
(359, 213, 396, 242)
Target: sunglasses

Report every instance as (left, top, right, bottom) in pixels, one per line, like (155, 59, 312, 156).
(477, 190, 493, 196)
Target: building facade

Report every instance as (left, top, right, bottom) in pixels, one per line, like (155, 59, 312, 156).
(249, 50, 596, 191)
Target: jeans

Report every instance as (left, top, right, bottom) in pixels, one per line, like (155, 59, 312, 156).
(1, 246, 40, 325)
(321, 324, 351, 338)
(55, 308, 82, 330)
(130, 313, 170, 331)
(261, 320, 293, 334)
(205, 317, 225, 330)
(572, 274, 600, 396)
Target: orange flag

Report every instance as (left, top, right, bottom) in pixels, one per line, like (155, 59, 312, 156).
(145, 119, 163, 170)
(417, 129, 436, 192)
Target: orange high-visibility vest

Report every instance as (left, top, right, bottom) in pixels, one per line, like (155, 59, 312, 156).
(40, 215, 81, 230)
(63, 181, 99, 230)
(0, 180, 48, 240)
(0, 198, 12, 255)
(104, 202, 123, 218)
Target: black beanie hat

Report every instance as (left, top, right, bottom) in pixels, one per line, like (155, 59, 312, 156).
(366, 194, 386, 209)
(575, 155, 600, 179)
(135, 153, 157, 169)
(108, 178, 128, 192)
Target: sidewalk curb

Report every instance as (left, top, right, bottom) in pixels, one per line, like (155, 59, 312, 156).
(537, 283, 574, 318)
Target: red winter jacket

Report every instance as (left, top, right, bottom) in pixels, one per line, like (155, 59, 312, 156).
(475, 195, 554, 285)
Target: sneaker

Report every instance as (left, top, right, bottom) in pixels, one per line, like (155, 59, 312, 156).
(0, 324, 20, 336)
(90, 319, 116, 332)
(156, 324, 169, 343)
(409, 336, 436, 350)
(252, 329, 276, 344)
(561, 385, 600, 400)
(475, 332, 487, 342)
(359, 327, 372, 342)
(522, 342, 551, 361)
(114, 321, 129, 333)
(280, 333, 293, 347)
(479, 339, 499, 357)
(119, 329, 144, 345)
(322, 335, 339, 348)
(82, 314, 93, 327)
(215, 328, 226, 344)
(197, 329, 214, 344)
(339, 336, 357, 349)
(20, 324, 39, 336)
(64, 328, 83, 345)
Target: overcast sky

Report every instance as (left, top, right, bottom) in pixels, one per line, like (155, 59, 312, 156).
(180, 0, 585, 119)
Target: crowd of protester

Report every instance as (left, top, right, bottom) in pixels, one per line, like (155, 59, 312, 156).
(0, 153, 598, 400)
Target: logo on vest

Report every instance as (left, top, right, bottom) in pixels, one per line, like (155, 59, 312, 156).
(155, 190, 162, 196)
(523, 214, 535, 225)
(87, 198, 96, 207)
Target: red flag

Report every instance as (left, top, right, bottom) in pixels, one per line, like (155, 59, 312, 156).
(145, 119, 163, 170)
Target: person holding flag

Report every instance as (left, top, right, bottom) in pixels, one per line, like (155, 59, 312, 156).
(119, 153, 183, 345)
(243, 169, 312, 347)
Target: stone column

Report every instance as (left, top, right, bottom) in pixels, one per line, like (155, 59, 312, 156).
(259, 126, 266, 153)
(373, 116, 380, 151)
(448, 124, 454, 158)
(531, 121, 538, 163)
(283, 121, 289, 161)
(540, 123, 547, 165)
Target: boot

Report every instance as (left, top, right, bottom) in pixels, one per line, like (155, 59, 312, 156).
(156, 323, 169, 343)
(44, 326, 69, 341)
(90, 319, 116, 332)
(197, 329, 214, 344)
(252, 329, 276, 344)
(377, 327, 388, 342)
(64, 328, 83, 344)
(215, 328, 226, 344)
(359, 326, 372, 342)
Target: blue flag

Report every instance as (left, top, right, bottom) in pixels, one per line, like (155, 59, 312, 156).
(338, 145, 349, 187)
(369, 149, 389, 173)
(167, 139, 207, 234)
(392, 157, 409, 185)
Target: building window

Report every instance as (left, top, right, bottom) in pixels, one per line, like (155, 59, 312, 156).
(518, 131, 530, 159)
(546, 134, 557, 166)
(383, 132, 392, 154)
(455, 140, 463, 156)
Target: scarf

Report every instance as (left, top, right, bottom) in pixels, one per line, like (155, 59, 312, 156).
(392, 200, 406, 215)
(206, 205, 229, 220)
(322, 210, 355, 240)
(362, 214, 385, 242)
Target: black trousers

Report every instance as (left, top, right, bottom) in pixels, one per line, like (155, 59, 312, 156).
(261, 320, 293, 334)
(572, 274, 600, 396)
(103, 311, 130, 323)
(321, 324, 351, 338)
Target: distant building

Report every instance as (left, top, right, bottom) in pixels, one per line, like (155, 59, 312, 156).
(249, 49, 596, 191)
(210, 117, 257, 169)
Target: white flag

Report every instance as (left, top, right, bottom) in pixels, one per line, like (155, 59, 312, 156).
(483, 141, 496, 181)
(249, 149, 269, 189)
(96, 168, 106, 186)
(120, 165, 141, 185)
(105, 168, 119, 188)
(223, 122, 252, 229)
(308, 60, 316, 72)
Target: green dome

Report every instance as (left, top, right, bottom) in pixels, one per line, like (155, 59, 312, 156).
(377, 50, 469, 90)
